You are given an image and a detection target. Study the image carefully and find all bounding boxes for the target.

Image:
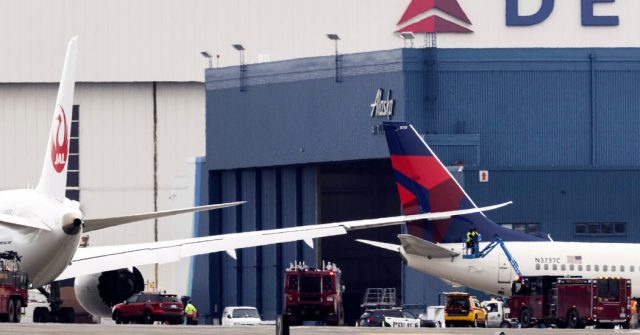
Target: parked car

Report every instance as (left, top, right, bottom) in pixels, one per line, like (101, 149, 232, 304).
(357, 308, 420, 327)
(112, 292, 184, 325)
(419, 305, 445, 328)
(221, 306, 262, 326)
(443, 292, 487, 327)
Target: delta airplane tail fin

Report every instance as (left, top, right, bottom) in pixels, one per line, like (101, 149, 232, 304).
(383, 121, 540, 243)
(36, 36, 78, 199)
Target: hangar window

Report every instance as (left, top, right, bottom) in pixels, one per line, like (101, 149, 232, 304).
(501, 223, 541, 235)
(575, 222, 626, 236)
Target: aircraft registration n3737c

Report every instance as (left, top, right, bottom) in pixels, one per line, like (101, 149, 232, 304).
(0, 37, 509, 320)
(358, 121, 640, 298)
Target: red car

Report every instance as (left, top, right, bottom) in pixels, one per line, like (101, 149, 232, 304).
(112, 292, 184, 324)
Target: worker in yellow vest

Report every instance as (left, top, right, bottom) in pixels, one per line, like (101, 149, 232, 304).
(631, 298, 638, 329)
(184, 300, 198, 325)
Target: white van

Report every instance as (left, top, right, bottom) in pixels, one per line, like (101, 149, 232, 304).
(221, 306, 262, 326)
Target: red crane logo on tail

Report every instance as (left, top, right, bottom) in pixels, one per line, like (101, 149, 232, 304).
(50, 105, 68, 173)
(396, 0, 472, 33)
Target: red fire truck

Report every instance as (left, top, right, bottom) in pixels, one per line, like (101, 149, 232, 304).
(284, 261, 344, 326)
(509, 276, 631, 328)
(0, 251, 28, 323)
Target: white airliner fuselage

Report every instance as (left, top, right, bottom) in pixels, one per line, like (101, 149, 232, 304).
(0, 189, 81, 287)
(404, 241, 640, 297)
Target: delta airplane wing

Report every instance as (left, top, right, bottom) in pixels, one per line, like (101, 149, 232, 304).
(57, 202, 511, 281)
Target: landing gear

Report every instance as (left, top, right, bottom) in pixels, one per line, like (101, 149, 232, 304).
(33, 281, 75, 323)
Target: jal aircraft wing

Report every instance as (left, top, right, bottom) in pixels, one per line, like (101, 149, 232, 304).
(56, 202, 511, 281)
(82, 201, 246, 232)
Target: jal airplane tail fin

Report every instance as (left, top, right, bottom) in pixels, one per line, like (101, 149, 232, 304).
(36, 36, 78, 200)
(383, 121, 540, 243)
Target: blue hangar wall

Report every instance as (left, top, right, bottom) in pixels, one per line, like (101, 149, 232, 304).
(194, 47, 640, 322)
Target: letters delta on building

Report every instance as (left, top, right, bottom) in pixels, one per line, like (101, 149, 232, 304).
(191, 0, 640, 325)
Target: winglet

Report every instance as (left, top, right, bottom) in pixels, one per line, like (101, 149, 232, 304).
(36, 36, 78, 199)
(356, 239, 400, 252)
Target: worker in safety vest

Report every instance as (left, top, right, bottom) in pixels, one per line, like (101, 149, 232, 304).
(465, 229, 473, 255)
(184, 300, 198, 325)
(470, 228, 479, 255)
(631, 298, 638, 329)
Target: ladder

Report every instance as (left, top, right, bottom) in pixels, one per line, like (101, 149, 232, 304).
(361, 288, 397, 309)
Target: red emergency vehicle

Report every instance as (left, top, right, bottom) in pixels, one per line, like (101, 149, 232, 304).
(284, 261, 344, 326)
(0, 251, 28, 323)
(509, 276, 631, 328)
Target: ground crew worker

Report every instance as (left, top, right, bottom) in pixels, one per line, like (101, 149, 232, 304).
(185, 300, 198, 325)
(471, 228, 479, 255)
(465, 229, 473, 255)
(631, 297, 638, 329)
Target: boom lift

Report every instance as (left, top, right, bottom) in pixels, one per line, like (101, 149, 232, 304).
(462, 236, 522, 277)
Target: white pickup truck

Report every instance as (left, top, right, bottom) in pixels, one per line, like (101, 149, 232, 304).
(481, 299, 514, 328)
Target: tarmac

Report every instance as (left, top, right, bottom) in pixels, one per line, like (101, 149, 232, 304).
(2, 325, 640, 335)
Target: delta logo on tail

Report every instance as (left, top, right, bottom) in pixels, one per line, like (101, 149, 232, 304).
(383, 121, 541, 243)
(50, 105, 68, 173)
(396, 0, 472, 33)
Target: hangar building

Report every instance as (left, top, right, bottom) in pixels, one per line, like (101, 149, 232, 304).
(199, 47, 640, 323)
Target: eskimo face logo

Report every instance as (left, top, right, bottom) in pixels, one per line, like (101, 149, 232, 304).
(50, 105, 68, 173)
(396, 0, 472, 33)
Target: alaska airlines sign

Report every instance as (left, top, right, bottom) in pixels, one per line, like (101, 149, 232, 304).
(507, 0, 619, 27)
(370, 89, 394, 135)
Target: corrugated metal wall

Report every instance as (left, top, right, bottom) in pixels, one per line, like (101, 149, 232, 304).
(202, 167, 317, 322)
(0, 82, 205, 296)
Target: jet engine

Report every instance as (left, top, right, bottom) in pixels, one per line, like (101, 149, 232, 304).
(74, 267, 144, 317)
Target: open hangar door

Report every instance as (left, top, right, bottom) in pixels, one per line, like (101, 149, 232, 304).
(318, 160, 401, 326)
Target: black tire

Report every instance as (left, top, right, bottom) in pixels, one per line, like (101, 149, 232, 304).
(500, 320, 512, 328)
(519, 308, 531, 328)
(7, 299, 15, 324)
(60, 307, 75, 323)
(338, 305, 344, 326)
(567, 309, 579, 329)
(113, 311, 123, 325)
(33, 307, 50, 323)
(142, 311, 154, 324)
(13, 299, 21, 323)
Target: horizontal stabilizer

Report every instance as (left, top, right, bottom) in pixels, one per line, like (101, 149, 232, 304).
(398, 234, 459, 259)
(0, 214, 51, 231)
(356, 239, 400, 252)
(83, 201, 245, 232)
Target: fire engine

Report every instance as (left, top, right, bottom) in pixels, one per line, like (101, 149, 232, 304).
(284, 261, 344, 326)
(509, 276, 631, 328)
(0, 251, 28, 323)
